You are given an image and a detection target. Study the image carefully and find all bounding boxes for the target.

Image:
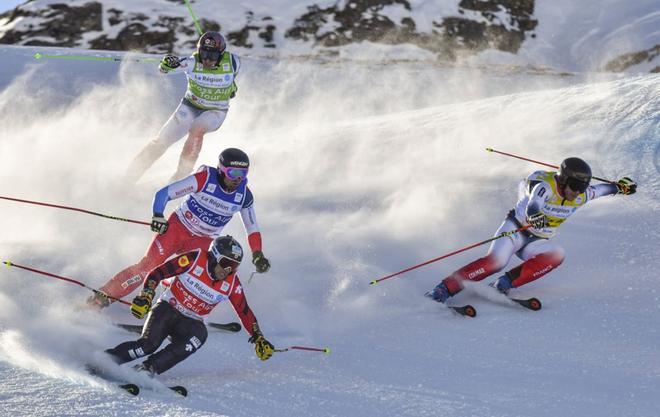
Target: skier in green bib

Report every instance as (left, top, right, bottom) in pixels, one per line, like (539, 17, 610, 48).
(127, 31, 240, 182)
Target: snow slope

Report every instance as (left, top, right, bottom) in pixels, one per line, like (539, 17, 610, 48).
(0, 45, 659, 417)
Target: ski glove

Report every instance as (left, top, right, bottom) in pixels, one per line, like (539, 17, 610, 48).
(252, 251, 271, 273)
(130, 289, 155, 319)
(86, 291, 110, 309)
(251, 335, 275, 361)
(527, 212, 547, 229)
(159, 55, 180, 72)
(248, 323, 274, 361)
(151, 214, 168, 234)
(616, 177, 636, 195)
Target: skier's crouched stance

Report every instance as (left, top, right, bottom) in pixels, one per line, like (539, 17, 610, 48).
(105, 235, 274, 375)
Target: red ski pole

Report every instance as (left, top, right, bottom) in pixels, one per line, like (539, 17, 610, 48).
(485, 148, 615, 183)
(2, 260, 131, 306)
(0, 195, 150, 226)
(275, 346, 331, 354)
(369, 226, 531, 285)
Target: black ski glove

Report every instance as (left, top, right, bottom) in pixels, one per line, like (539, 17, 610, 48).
(159, 55, 180, 72)
(252, 251, 271, 273)
(616, 177, 636, 195)
(151, 214, 168, 234)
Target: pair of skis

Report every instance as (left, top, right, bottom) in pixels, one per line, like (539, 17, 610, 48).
(115, 321, 242, 333)
(445, 296, 542, 317)
(86, 364, 188, 397)
(116, 382, 187, 397)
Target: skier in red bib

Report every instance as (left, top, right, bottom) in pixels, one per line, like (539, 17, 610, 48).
(105, 235, 275, 375)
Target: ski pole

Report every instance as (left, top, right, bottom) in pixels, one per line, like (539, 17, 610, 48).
(33, 52, 159, 64)
(0, 195, 150, 226)
(485, 148, 615, 183)
(274, 346, 331, 354)
(183, 0, 204, 35)
(369, 226, 531, 285)
(2, 260, 131, 306)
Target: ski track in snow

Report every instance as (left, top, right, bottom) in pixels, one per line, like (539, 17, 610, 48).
(0, 45, 659, 416)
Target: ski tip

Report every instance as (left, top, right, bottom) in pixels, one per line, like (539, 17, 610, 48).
(119, 383, 140, 396)
(450, 305, 477, 317)
(323, 348, 331, 354)
(463, 305, 477, 318)
(512, 297, 542, 311)
(34, 52, 43, 59)
(228, 322, 242, 332)
(369, 280, 377, 285)
(169, 385, 188, 397)
(2, 261, 11, 267)
(527, 297, 542, 311)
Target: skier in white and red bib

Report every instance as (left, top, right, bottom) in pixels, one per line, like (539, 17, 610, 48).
(126, 31, 241, 182)
(88, 147, 271, 308)
(426, 157, 637, 302)
(105, 235, 275, 375)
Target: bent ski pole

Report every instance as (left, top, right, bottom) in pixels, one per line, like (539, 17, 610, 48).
(274, 346, 331, 354)
(369, 226, 531, 285)
(34, 52, 159, 64)
(0, 196, 150, 226)
(2, 261, 131, 306)
(485, 148, 615, 183)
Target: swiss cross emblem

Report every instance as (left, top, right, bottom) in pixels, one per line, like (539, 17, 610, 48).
(234, 285, 242, 294)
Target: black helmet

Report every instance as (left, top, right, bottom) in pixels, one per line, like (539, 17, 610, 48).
(197, 31, 226, 66)
(209, 235, 243, 278)
(218, 148, 249, 180)
(558, 157, 592, 193)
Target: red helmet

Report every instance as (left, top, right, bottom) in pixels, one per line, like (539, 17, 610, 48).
(196, 31, 226, 65)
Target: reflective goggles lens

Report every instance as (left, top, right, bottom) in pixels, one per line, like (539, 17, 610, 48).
(218, 256, 240, 274)
(220, 165, 248, 180)
(566, 177, 589, 193)
(200, 48, 222, 62)
(211, 246, 240, 275)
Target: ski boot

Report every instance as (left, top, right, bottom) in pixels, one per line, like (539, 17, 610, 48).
(425, 282, 450, 303)
(491, 274, 513, 295)
(133, 362, 156, 377)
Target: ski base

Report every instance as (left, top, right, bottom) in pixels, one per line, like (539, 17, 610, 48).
(449, 304, 477, 317)
(510, 297, 542, 311)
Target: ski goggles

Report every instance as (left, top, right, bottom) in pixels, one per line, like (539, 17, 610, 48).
(210, 249, 241, 276)
(566, 177, 589, 193)
(219, 164, 248, 180)
(199, 48, 223, 63)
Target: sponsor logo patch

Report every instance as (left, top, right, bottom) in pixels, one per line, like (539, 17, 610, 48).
(178, 255, 190, 267)
(221, 281, 230, 292)
(234, 192, 243, 203)
(468, 268, 485, 279)
(192, 265, 204, 276)
(121, 274, 142, 289)
(190, 336, 202, 349)
(206, 183, 217, 193)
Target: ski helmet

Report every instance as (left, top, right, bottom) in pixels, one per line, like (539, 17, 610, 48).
(557, 157, 591, 193)
(196, 31, 226, 66)
(218, 148, 249, 180)
(209, 235, 243, 278)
